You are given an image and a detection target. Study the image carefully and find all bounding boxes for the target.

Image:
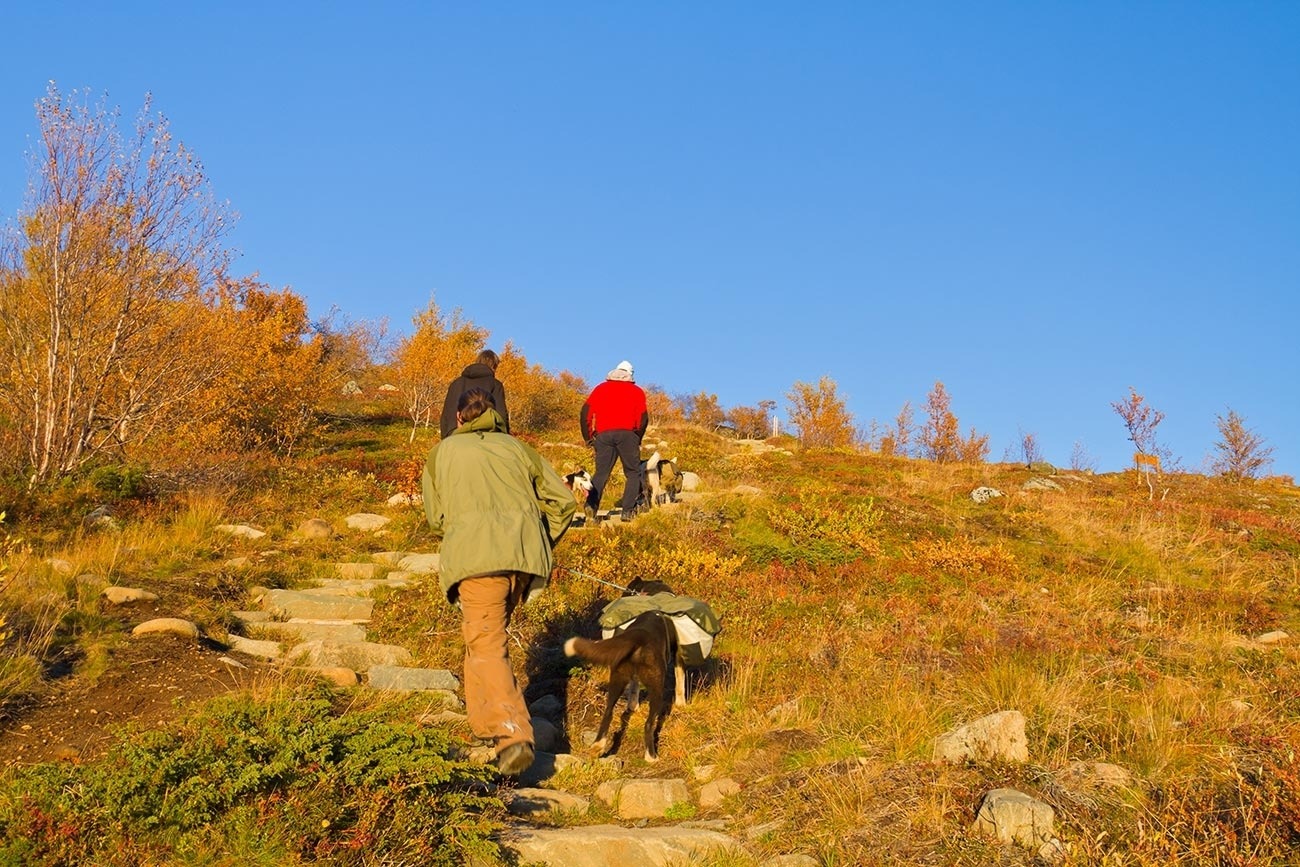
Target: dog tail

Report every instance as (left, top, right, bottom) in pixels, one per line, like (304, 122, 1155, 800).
(564, 633, 642, 668)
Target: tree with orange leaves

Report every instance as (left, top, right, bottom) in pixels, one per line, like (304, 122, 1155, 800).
(0, 85, 234, 483)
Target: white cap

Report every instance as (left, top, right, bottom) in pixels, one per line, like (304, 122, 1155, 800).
(616, 360, 634, 375)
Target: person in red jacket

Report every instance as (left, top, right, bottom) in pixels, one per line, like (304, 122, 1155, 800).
(579, 360, 649, 522)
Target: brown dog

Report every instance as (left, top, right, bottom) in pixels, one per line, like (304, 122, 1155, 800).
(564, 609, 678, 762)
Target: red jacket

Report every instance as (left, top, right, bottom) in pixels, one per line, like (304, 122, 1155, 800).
(580, 380, 648, 441)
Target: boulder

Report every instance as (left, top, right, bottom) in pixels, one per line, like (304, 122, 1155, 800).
(970, 787, 1060, 859)
(345, 513, 390, 532)
(595, 778, 691, 820)
(500, 824, 738, 867)
(934, 710, 1029, 764)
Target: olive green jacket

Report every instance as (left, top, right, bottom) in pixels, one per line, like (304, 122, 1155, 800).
(421, 408, 576, 603)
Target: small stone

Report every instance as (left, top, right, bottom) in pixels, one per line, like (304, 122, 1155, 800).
(102, 586, 159, 605)
(132, 618, 199, 639)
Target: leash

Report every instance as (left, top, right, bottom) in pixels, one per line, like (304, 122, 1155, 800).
(558, 565, 629, 594)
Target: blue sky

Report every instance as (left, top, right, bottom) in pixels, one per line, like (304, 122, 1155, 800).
(3, 2, 1297, 477)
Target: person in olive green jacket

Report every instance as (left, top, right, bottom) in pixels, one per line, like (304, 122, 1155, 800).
(421, 388, 576, 776)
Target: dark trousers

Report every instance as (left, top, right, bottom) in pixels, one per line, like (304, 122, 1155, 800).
(590, 429, 643, 515)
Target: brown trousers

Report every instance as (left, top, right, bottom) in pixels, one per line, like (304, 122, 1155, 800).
(458, 573, 534, 750)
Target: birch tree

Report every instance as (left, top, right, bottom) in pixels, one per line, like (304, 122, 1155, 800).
(0, 85, 233, 484)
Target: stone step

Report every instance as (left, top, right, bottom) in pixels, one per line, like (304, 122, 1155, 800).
(283, 639, 412, 671)
(497, 824, 740, 867)
(305, 576, 416, 596)
(260, 589, 374, 622)
(249, 619, 368, 644)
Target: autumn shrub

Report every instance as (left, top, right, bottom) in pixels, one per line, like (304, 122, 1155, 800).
(903, 536, 1017, 578)
(1116, 730, 1300, 865)
(735, 490, 882, 565)
(0, 685, 503, 866)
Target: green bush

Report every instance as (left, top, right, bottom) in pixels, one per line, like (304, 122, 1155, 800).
(88, 464, 149, 501)
(0, 684, 503, 866)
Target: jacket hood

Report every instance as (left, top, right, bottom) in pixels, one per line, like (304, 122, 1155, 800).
(454, 407, 508, 435)
(461, 362, 497, 379)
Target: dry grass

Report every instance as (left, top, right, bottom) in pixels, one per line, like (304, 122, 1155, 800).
(5, 422, 1300, 864)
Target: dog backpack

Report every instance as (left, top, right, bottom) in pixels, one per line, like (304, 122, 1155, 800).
(597, 592, 721, 667)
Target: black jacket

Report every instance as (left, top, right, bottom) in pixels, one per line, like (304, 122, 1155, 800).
(440, 363, 510, 439)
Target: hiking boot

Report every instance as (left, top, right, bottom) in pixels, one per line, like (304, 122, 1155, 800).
(619, 510, 636, 522)
(496, 742, 535, 776)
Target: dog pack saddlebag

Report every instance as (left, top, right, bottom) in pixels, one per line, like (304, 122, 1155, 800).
(598, 592, 721, 668)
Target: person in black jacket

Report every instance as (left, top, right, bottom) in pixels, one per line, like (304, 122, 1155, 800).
(440, 349, 510, 439)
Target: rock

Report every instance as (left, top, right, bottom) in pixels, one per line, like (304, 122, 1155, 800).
(214, 524, 267, 540)
(83, 506, 121, 533)
(595, 778, 692, 820)
(299, 666, 360, 687)
(101, 586, 159, 605)
(762, 856, 821, 867)
(517, 750, 585, 787)
(507, 787, 591, 818)
(731, 485, 762, 496)
(1021, 478, 1064, 493)
(307, 576, 414, 596)
(397, 552, 441, 573)
(226, 634, 282, 660)
(344, 513, 390, 531)
(262, 589, 374, 622)
(970, 788, 1057, 853)
(132, 618, 199, 639)
(283, 640, 412, 672)
(45, 558, 75, 575)
(699, 778, 741, 809)
(387, 492, 421, 506)
(1059, 760, 1133, 790)
(1028, 461, 1057, 474)
(297, 518, 334, 539)
(1257, 630, 1289, 644)
(531, 717, 560, 753)
(224, 557, 252, 568)
(334, 562, 384, 581)
(934, 710, 1029, 764)
(371, 551, 407, 566)
(528, 694, 564, 720)
(251, 620, 367, 644)
(500, 824, 739, 867)
(367, 665, 460, 692)
(680, 471, 701, 492)
(970, 486, 1003, 504)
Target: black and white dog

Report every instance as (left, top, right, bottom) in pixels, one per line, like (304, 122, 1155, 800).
(640, 452, 683, 509)
(564, 469, 595, 520)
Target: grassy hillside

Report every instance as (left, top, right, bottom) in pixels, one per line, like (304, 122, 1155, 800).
(2, 409, 1299, 865)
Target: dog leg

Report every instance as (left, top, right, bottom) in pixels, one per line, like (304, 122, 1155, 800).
(674, 661, 687, 707)
(643, 664, 668, 762)
(594, 668, 630, 756)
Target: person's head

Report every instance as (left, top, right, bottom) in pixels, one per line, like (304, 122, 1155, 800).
(476, 349, 499, 372)
(456, 388, 493, 426)
(616, 360, 633, 377)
